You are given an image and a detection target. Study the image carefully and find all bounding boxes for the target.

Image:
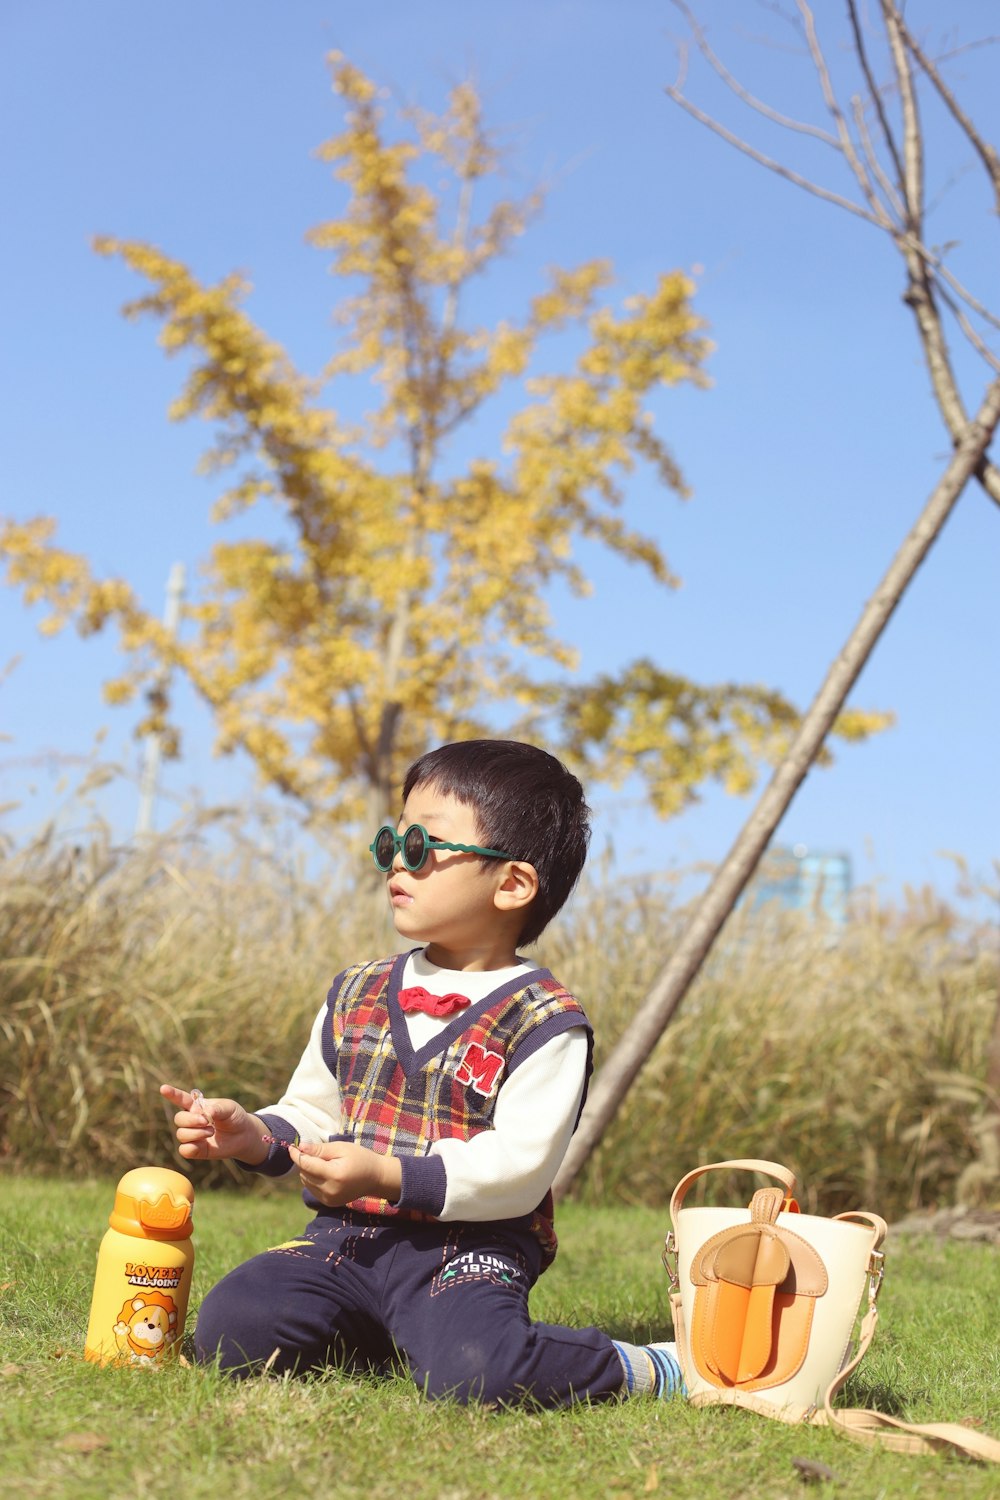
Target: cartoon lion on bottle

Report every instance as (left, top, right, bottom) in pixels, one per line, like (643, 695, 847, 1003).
(113, 1290, 179, 1363)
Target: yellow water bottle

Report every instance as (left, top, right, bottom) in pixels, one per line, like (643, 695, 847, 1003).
(84, 1166, 195, 1366)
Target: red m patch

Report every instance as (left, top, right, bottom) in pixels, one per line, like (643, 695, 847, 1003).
(455, 1042, 505, 1097)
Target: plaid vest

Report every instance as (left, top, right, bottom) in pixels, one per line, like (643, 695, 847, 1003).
(327, 951, 592, 1267)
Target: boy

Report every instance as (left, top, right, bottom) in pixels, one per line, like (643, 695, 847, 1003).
(161, 739, 680, 1406)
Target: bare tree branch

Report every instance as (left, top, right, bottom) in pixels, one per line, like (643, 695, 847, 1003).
(670, 0, 841, 148)
(882, 0, 924, 230)
(795, 0, 895, 229)
(892, 6, 1000, 213)
(663, 83, 885, 228)
(937, 35, 1000, 66)
(916, 242, 1000, 337)
(880, 1, 1000, 504)
(666, 0, 1000, 509)
(851, 91, 906, 222)
(933, 277, 1000, 376)
(846, 0, 907, 190)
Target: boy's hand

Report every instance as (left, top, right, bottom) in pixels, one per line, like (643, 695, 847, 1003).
(159, 1083, 269, 1165)
(289, 1140, 402, 1206)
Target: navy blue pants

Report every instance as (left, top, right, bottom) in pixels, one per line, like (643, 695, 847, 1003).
(195, 1209, 624, 1407)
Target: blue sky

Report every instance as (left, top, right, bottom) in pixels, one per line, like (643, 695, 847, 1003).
(1, 0, 997, 909)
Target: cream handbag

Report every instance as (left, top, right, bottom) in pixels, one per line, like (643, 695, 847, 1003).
(664, 1158, 1000, 1462)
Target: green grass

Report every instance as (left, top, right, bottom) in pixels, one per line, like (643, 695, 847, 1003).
(2, 1178, 998, 1499)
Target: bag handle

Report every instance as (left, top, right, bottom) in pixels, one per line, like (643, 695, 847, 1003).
(833, 1209, 888, 1248)
(670, 1159, 797, 1225)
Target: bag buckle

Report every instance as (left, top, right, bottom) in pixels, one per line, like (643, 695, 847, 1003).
(867, 1249, 885, 1306)
(662, 1230, 679, 1288)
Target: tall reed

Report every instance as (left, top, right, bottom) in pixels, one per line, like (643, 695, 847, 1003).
(543, 877, 999, 1216)
(0, 816, 371, 1176)
(1, 816, 996, 1220)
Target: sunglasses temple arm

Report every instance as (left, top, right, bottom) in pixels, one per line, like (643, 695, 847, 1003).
(445, 842, 507, 858)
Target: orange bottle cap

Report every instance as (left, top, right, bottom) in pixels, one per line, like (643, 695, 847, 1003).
(108, 1167, 194, 1239)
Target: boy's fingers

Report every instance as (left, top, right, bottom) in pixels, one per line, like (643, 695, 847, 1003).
(290, 1145, 324, 1177)
(160, 1082, 213, 1115)
(161, 1082, 208, 1116)
(178, 1140, 209, 1160)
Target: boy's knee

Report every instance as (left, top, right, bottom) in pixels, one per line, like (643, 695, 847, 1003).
(194, 1269, 312, 1376)
(194, 1279, 264, 1374)
(195, 1256, 355, 1379)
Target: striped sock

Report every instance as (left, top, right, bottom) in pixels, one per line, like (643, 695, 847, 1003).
(612, 1339, 684, 1399)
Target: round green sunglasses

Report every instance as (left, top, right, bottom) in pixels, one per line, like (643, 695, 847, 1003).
(369, 823, 514, 873)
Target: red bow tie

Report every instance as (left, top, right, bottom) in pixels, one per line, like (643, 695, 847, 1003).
(398, 985, 471, 1018)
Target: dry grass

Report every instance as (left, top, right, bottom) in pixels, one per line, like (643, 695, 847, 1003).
(2, 814, 997, 1220)
(545, 872, 999, 1216)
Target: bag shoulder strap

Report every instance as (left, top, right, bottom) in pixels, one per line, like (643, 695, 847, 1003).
(815, 1407, 1000, 1462)
(814, 1217, 1000, 1460)
(675, 1291, 1000, 1461)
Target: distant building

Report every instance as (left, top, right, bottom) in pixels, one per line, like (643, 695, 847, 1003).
(745, 844, 852, 926)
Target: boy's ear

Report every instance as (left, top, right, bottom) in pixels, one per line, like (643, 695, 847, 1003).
(494, 860, 539, 916)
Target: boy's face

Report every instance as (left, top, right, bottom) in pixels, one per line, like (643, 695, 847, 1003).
(383, 784, 519, 970)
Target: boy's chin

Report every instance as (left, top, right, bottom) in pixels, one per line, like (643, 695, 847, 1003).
(391, 907, 427, 940)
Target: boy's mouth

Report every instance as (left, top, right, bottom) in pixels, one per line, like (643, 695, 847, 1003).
(388, 880, 413, 906)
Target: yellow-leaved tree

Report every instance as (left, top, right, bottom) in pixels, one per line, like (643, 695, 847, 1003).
(0, 57, 884, 833)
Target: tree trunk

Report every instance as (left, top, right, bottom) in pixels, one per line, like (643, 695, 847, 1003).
(554, 381, 1000, 1198)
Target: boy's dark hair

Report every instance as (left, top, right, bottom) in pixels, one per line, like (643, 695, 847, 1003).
(401, 739, 591, 946)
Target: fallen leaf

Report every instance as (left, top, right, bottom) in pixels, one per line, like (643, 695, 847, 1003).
(644, 1465, 660, 1492)
(57, 1433, 110, 1454)
(1, 1364, 24, 1378)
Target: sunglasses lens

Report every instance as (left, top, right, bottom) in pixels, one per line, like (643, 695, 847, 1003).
(372, 827, 397, 870)
(402, 825, 428, 870)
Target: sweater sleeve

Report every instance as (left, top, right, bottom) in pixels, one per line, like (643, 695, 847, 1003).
(396, 1026, 588, 1220)
(244, 998, 344, 1176)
